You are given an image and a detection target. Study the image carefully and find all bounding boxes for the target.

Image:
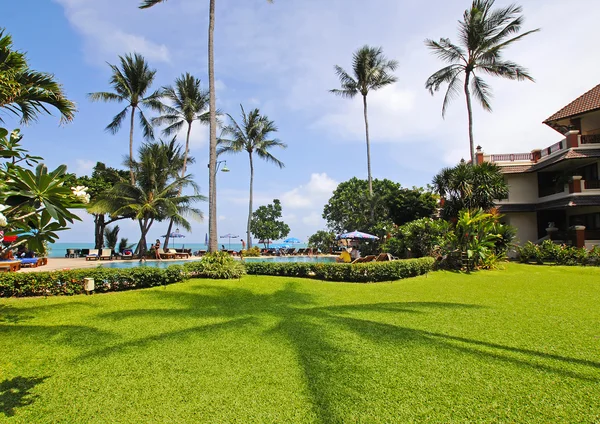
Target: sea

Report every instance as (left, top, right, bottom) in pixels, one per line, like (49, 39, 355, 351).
(48, 242, 308, 258)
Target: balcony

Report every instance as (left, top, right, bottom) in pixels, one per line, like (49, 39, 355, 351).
(489, 153, 534, 162)
(581, 134, 600, 145)
(584, 180, 600, 190)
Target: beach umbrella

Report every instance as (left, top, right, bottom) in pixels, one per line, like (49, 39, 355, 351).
(258, 239, 273, 247)
(283, 237, 301, 244)
(336, 230, 379, 240)
(162, 230, 185, 248)
(204, 233, 208, 246)
(220, 233, 239, 250)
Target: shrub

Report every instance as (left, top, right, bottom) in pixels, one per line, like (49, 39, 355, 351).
(184, 251, 245, 279)
(517, 241, 543, 264)
(516, 241, 600, 267)
(385, 218, 450, 259)
(245, 257, 435, 283)
(240, 246, 261, 257)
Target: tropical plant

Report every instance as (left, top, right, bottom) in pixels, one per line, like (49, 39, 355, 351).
(104, 225, 120, 250)
(88, 53, 161, 184)
(432, 161, 508, 220)
(250, 199, 290, 245)
(308, 230, 337, 254)
(331, 45, 398, 197)
(153, 72, 211, 248)
(0, 28, 76, 124)
(118, 237, 133, 253)
(218, 105, 286, 248)
(91, 140, 205, 256)
(424, 0, 539, 163)
(384, 218, 451, 259)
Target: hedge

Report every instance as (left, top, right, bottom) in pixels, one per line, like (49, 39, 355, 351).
(244, 257, 435, 283)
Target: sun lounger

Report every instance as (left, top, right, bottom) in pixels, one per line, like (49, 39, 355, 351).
(351, 255, 377, 264)
(195, 250, 207, 257)
(170, 249, 190, 259)
(19, 258, 42, 268)
(99, 249, 113, 260)
(158, 248, 176, 259)
(375, 253, 395, 262)
(121, 249, 133, 260)
(0, 260, 21, 272)
(297, 248, 306, 255)
(86, 249, 100, 261)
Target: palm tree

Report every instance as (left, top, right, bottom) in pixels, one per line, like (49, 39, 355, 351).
(104, 225, 120, 250)
(93, 139, 205, 256)
(152, 73, 210, 248)
(217, 105, 287, 249)
(139, 0, 273, 253)
(425, 0, 539, 164)
(0, 28, 76, 124)
(330, 45, 398, 197)
(88, 53, 161, 185)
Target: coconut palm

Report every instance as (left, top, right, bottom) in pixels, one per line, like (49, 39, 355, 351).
(88, 53, 161, 184)
(139, 0, 273, 253)
(0, 28, 76, 124)
(92, 139, 205, 256)
(217, 105, 287, 249)
(425, 0, 539, 164)
(330, 45, 398, 197)
(152, 73, 210, 248)
(104, 225, 120, 250)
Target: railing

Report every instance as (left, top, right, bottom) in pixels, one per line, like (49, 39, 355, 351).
(540, 140, 564, 157)
(490, 153, 533, 162)
(584, 180, 600, 189)
(581, 134, 600, 145)
(539, 184, 565, 198)
(586, 230, 600, 240)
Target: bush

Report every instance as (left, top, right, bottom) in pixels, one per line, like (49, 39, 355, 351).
(184, 251, 246, 279)
(384, 218, 450, 259)
(516, 241, 600, 267)
(245, 257, 435, 283)
(240, 246, 261, 257)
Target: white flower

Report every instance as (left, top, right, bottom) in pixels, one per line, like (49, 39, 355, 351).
(0, 204, 7, 212)
(0, 212, 7, 227)
(71, 186, 90, 204)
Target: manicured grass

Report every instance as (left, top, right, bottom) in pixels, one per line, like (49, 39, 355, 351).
(1, 263, 599, 423)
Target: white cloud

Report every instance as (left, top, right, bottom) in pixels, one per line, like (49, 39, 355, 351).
(281, 173, 338, 210)
(74, 159, 95, 176)
(218, 215, 226, 221)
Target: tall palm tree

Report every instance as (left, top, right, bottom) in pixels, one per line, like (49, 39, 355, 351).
(139, 0, 273, 253)
(93, 139, 205, 256)
(425, 0, 539, 164)
(217, 105, 287, 249)
(152, 73, 210, 249)
(330, 45, 398, 197)
(88, 53, 161, 185)
(0, 28, 76, 124)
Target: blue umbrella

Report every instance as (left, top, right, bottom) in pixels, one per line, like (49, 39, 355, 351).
(204, 233, 208, 246)
(336, 230, 379, 240)
(283, 237, 301, 244)
(220, 233, 239, 250)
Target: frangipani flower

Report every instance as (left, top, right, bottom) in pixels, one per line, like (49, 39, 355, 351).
(71, 186, 90, 204)
(0, 213, 7, 227)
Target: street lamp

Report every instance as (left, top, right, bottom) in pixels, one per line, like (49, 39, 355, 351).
(208, 160, 230, 174)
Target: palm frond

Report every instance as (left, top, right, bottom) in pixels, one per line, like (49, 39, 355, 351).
(105, 107, 129, 134)
(471, 75, 492, 111)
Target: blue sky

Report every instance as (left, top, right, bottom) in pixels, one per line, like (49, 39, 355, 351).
(3, 0, 600, 243)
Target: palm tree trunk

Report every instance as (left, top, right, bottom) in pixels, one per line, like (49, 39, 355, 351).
(362, 95, 373, 196)
(164, 121, 192, 250)
(247, 152, 254, 249)
(207, 0, 218, 253)
(464, 71, 475, 165)
(94, 214, 105, 250)
(129, 106, 136, 185)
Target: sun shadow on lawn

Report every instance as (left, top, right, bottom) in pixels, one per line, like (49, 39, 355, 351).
(86, 280, 600, 422)
(0, 376, 48, 417)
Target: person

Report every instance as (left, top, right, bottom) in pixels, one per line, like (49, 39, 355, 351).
(241, 238, 246, 250)
(154, 239, 161, 260)
(221, 244, 226, 251)
(350, 247, 360, 261)
(16, 245, 27, 258)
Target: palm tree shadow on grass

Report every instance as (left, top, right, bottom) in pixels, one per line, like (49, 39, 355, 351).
(0, 376, 48, 417)
(88, 281, 600, 422)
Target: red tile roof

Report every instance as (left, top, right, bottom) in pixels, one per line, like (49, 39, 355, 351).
(544, 84, 600, 124)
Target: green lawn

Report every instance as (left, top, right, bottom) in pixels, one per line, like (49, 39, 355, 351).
(1, 263, 599, 423)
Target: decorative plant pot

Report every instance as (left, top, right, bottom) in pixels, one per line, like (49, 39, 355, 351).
(83, 278, 95, 293)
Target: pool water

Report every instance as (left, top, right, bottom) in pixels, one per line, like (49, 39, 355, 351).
(99, 255, 336, 269)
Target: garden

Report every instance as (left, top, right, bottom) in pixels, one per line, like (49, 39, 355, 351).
(1, 263, 599, 422)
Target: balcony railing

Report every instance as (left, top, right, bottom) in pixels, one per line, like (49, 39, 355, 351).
(490, 153, 533, 162)
(540, 140, 564, 157)
(584, 180, 600, 189)
(581, 134, 600, 145)
(586, 230, 600, 240)
(539, 185, 565, 198)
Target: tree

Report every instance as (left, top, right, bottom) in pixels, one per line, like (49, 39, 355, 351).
(432, 160, 509, 220)
(250, 199, 290, 246)
(330, 46, 398, 197)
(153, 72, 210, 249)
(92, 140, 205, 256)
(425, 0, 539, 164)
(323, 178, 437, 237)
(104, 225, 120, 250)
(308, 230, 336, 254)
(139, 0, 274, 253)
(218, 105, 286, 249)
(88, 53, 161, 184)
(0, 28, 76, 124)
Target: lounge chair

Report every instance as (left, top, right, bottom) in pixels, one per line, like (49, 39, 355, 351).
(0, 260, 21, 272)
(121, 249, 134, 260)
(99, 249, 113, 260)
(170, 248, 190, 259)
(19, 258, 42, 268)
(351, 255, 376, 264)
(287, 248, 297, 255)
(86, 249, 100, 261)
(375, 253, 395, 262)
(195, 250, 207, 257)
(158, 248, 176, 259)
(297, 248, 306, 255)
(65, 249, 76, 258)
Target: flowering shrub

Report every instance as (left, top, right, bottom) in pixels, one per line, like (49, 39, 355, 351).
(516, 241, 600, 266)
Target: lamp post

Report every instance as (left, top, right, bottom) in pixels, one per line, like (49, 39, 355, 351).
(208, 160, 230, 252)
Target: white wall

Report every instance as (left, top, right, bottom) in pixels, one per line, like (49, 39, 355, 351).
(503, 174, 539, 203)
(506, 212, 538, 245)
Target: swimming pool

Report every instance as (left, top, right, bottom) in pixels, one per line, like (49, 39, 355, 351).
(99, 255, 337, 269)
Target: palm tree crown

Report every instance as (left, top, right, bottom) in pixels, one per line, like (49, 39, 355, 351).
(0, 28, 76, 124)
(218, 105, 287, 248)
(425, 0, 539, 163)
(331, 45, 398, 197)
(88, 53, 161, 184)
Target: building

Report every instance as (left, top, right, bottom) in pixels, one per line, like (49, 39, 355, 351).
(478, 84, 600, 249)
